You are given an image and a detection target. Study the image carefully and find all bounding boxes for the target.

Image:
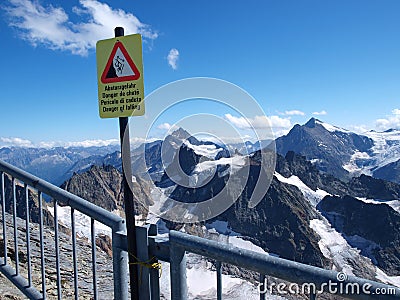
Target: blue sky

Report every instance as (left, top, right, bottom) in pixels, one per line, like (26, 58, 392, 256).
(0, 0, 400, 147)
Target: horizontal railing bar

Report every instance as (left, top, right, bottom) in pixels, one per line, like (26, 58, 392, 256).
(169, 231, 400, 300)
(0, 258, 43, 300)
(0, 160, 124, 230)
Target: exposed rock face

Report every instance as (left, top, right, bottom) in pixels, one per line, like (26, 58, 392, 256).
(60, 151, 122, 184)
(317, 195, 400, 276)
(0, 212, 115, 299)
(221, 176, 328, 268)
(276, 151, 400, 201)
(159, 148, 329, 268)
(275, 151, 349, 196)
(275, 118, 374, 180)
(60, 165, 154, 217)
(348, 174, 400, 200)
(131, 128, 226, 182)
(96, 233, 112, 257)
(374, 159, 400, 184)
(157, 144, 203, 188)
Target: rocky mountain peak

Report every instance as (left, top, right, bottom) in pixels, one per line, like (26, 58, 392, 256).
(276, 119, 374, 180)
(304, 117, 318, 128)
(60, 165, 153, 217)
(170, 127, 191, 140)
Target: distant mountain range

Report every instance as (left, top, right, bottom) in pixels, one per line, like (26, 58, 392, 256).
(0, 145, 120, 185)
(2, 118, 399, 185)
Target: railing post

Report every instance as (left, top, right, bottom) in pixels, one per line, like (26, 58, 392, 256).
(112, 221, 129, 300)
(1, 172, 7, 266)
(38, 191, 46, 299)
(53, 198, 62, 300)
(148, 224, 160, 300)
(259, 274, 266, 300)
(24, 184, 32, 287)
(12, 177, 19, 276)
(216, 261, 222, 300)
(136, 225, 151, 299)
(310, 293, 317, 300)
(170, 244, 187, 300)
(91, 218, 98, 299)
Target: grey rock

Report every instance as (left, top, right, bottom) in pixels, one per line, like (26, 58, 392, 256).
(0, 212, 117, 299)
(317, 195, 400, 276)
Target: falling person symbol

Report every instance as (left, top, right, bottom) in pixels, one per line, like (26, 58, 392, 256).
(100, 41, 141, 83)
(114, 56, 125, 74)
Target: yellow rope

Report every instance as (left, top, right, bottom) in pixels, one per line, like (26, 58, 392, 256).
(128, 254, 162, 284)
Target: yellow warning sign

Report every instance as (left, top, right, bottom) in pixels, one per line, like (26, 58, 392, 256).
(96, 34, 144, 118)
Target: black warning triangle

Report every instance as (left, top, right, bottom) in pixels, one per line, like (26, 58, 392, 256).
(101, 41, 140, 84)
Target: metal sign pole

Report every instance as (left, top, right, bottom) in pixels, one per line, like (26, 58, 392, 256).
(115, 26, 140, 300)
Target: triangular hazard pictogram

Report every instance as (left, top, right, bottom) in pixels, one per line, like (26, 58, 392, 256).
(101, 41, 140, 84)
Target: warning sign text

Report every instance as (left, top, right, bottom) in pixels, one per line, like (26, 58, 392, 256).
(96, 34, 145, 118)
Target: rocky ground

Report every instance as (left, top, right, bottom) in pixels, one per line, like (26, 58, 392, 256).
(0, 212, 115, 299)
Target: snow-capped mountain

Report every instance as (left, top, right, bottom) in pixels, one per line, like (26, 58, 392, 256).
(276, 118, 400, 184)
(225, 139, 272, 155)
(361, 129, 400, 182)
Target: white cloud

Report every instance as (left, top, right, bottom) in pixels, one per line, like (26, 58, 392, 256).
(312, 110, 327, 116)
(393, 108, 400, 115)
(224, 114, 291, 137)
(224, 114, 252, 129)
(347, 125, 369, 134)
(157, 122, 173, 130)
(225, 114, 291, 130)
(42, 139, 120, 148)
(4, 0, 158, 56)
(167, 48, 179, 70)
(284, 110, 305, 116)
(375, 108, 400, 131)
(0, 137, 34, 147)
(268, 115, 292, 129)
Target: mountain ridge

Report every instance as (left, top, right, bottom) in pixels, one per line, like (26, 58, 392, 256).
(276, 118, 400, 184)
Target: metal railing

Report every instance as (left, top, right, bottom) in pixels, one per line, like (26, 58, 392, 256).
(0, 160, 128, 300)
(0, 159, 399, 300)
(164, 231, 400, 300)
